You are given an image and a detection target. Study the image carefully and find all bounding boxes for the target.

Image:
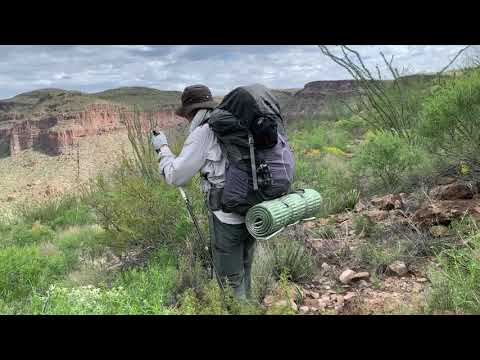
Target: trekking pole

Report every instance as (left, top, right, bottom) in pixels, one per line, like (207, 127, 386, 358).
(152, 130, 223, 291)
(178, 187, 224, 291)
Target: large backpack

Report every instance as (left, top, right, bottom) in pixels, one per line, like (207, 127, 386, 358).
(206, 84, 295, 215)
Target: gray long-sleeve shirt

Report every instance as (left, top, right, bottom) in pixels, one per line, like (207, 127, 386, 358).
(158, 109, 245, 225)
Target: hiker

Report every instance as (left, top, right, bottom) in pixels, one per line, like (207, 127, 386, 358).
(151, 84, 255, 300)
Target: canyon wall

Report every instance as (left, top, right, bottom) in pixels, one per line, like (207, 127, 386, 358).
(280, 80, 360, 120)
(0, 104, 185, 157)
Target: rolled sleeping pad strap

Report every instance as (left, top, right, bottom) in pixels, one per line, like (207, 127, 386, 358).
(245, 189, 322, 239)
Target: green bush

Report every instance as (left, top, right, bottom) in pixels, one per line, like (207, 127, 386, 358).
(14, 195, 94, 230)
(334, 115, 369, 138)
(88, 171, 190, 254)
(0, 222, 55, 248)
(353, 131, 425, 193)
(31, 248, 178, 315)
(426, 232, 480, 314)
(0, 244, 69, 302)
(55, 225, 110, 268)
(419, 69, 480, 170)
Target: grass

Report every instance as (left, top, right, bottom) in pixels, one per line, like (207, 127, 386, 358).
(0, 243, 70, 304)
(426, 230, 480, 314)
(31, 248, 178, 315)
(14, 194, 95, 231)
(267, 234, 316, 284)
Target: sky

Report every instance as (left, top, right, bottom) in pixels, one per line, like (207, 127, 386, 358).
(0, 45, 475, 99)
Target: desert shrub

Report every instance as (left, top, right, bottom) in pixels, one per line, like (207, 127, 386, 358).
(177, 279, 262, 315)
(0, 222, 55, 248)
(419, 68, 480, 170)
(353, 214, 379, 237)
(426, 232, 480, 314)
(290, 123, 350, 153)
(323, 187, 360, 215)
(314, 224, 336, 239)
(289, 120, 360, 217)
(266, 232, 316, 284)
(319, 46, 434, 142)
(0, 244, 69, 302)
(353, 131, 425, 193)
(450, 216, 479, 239)
(264, 269, 301, 315)
(55, 225, 111, 267)
(251, 242, 276, 303)
(31, 284, 177, 315)
(14, 195, 94, 230)
(358, 240, 406, 272)
(334, 115, 369, 138)
(172, 255, 210, 300)
(88, 171, 190, 254)
(357, 222, 453, 273)
(31, 248, 178, 315)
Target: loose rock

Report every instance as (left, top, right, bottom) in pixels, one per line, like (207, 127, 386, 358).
(352, 272, 370, 280)
(340, 269, 370, 284)
(430, 225, 450, 237)
(339, 269, 356, 284)
(371, 193, 405, 211)
(299, 306, 309, 314)
(388, 261, 408, 276)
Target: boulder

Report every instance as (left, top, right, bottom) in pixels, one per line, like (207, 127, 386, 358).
(413, 198, 480, 226)
(429, 182, 475, 200)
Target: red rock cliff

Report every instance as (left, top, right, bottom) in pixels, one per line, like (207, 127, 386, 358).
(0, 104, 185, 156)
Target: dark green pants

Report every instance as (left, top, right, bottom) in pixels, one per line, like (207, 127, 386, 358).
(208, 212, 256, 300)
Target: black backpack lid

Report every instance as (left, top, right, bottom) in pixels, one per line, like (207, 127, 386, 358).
(217, 84, 282, 127)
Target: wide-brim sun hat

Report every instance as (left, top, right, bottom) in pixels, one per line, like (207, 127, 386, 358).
(175, 84, 217, 118)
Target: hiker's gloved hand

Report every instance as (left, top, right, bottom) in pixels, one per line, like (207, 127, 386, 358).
(151, 131, 168, 153)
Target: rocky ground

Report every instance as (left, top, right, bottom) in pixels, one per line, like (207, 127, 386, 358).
(263, 178, 480, 315)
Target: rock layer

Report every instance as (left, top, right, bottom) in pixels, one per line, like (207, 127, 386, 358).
(0, 104, 184, 156)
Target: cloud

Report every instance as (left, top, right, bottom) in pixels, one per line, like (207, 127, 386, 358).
(0, 45, 473, 99)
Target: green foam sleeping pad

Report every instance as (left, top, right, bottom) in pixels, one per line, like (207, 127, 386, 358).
(245, 189, 322, 239)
